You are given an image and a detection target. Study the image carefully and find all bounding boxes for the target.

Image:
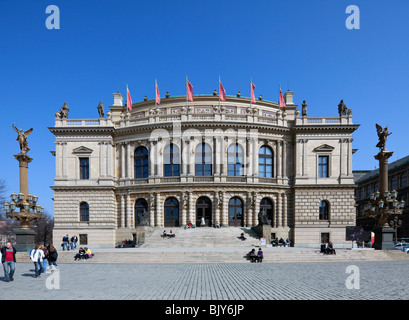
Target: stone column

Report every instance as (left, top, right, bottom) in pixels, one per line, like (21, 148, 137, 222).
(282, 141, 287, 178)
(55, 141, 61, 178)
(276, 140, 282, 178)
(155, 193, 162, 227)
(107, 141, 113, 177)
(126, 193, 132, 228)
(121, 143, 126, 179)
(282, 192, 287, 227)
(62, 141, 67, 178)
(120, 194, 125, 228)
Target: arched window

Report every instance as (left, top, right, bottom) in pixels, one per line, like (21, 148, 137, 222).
(259, 146, 273, 178)
(164, 144, 180, 177)
(319, 201, 329, 220)
(227, 144, 244, 176)
(260, 197, 274, 226)
(164, 197, 179, 227)
(195, 143, 212, 176)
(134, 146, 149, 179)
(228, 197, 243, 227)
(135, 198, 148, 227)
(80, 202, 89, 222)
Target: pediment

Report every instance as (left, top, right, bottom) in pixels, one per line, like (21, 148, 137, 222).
(313, 144, 335, 152)
(72, 146, 93, 154)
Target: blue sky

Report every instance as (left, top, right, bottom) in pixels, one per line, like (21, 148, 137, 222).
(1, 0, 408, 216)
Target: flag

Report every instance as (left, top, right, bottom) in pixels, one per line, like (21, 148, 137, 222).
(250, 81, 256, 104)
(126, 85, 132, 111)
(219, 79, 226, 101)
(279, 87, 286, 109)
(187, 78, 193, 102)
(155, 80, 160, 105)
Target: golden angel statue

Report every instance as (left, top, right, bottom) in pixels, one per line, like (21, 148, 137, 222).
(12, 123, 33, 154)
(376, 124, 391, 150)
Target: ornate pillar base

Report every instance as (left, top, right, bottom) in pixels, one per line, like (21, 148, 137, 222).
(373, 227, 395, 250)
(14, 228, 36, 252)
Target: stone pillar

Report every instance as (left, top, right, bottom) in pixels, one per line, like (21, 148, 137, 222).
(62, 142, 67, 178)
(121, 143, 126, 179)
(126, 193, 132, 228)
(155, 193, 162, 227)
(120, 194, 125, 228)
(276, 140, 282, 178)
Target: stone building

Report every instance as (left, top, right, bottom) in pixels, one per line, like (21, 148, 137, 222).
(49, 89, 359, 248)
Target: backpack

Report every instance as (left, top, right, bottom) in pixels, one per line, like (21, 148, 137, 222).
(29, 249, 37, 262)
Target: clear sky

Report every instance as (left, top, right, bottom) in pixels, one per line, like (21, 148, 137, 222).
(1, 0, 408, 216)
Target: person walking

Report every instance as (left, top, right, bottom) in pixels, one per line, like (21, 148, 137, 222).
(47, 245, 59, 269)
(30, 244, 45, 278)
(1, 242, 17, 282)
(41, 245, 49, 273)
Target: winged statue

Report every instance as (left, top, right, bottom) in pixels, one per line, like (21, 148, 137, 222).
(12, 123, 33, 154)
(375, 124, 391, 150)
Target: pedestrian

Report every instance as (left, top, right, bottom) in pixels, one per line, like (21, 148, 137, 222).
(47, 245, 59, 269)
(30, 244, 45, 278)
(72, 235, 78, 250)
(41, 245, 49, 273)
(62, 234, 70, 251)
(1, 241, 17, 282)
(200, 217, 205, 227)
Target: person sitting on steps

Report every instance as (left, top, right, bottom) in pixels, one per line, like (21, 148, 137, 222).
(238, 233, 247, 241)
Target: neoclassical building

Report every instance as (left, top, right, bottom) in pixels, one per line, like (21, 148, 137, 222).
(49, 89, 359, 248)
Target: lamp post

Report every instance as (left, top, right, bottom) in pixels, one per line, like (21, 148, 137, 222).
(3, 124, 43, 251)
(363, 124, 405, 250)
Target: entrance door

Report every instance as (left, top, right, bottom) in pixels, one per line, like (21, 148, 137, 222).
(228, 197, 243, 227)
(196, 197, 212, 227)
(164, 197, 179, 227)
(260, 198, 274, 227)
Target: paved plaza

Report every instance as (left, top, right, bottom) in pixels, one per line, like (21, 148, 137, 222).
(1, 260, 408, 300)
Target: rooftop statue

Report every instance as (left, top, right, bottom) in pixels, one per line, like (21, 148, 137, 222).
(12, 123, 33, 154)
(376, 124, 392, 150)
(97, 101, 105, 118)
(338, 99, 348, 116)
(59, 102, 69, 119)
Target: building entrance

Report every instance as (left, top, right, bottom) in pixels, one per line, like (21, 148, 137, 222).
(196, 197, 212, 227)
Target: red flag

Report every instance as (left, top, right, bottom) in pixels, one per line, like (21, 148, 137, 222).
(219, 79, 226, 101)
(155, 80, 160, 105)
(187, 78, 193, 102)
(127, 85, 132, 111)
(279, 88, 286, 109)
(250, 81, 256, 104)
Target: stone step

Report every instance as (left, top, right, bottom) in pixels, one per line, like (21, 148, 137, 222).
(15, 248, 409, 264)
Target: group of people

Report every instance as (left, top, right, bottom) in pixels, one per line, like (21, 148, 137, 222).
(185, 221, 195, 229)
(29, 244, 59, 278)
(61, 234, 78, 251)
(248, 248, 264, 263)
(74, 247, 93, 260)
(161, 230, 176, 238)
(321, 242, 336, 255)
(272, 237, 291, 247)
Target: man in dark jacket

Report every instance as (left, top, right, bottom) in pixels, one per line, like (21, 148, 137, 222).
(1, 242, 17, 282)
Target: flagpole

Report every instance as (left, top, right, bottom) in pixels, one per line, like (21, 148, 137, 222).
(155, 79, 157, 109)
(186, 76, 188, 109)
(218, 76, 221, 110)
(250, 77, 252, 109)
(279, 82, 281, 111)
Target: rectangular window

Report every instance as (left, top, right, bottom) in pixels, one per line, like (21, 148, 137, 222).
(318, 156, 329, 178)
(79, 158, 89, 179)
(79, 234, 88, 245)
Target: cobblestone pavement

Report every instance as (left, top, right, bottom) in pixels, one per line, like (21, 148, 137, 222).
(1, 261, 408, 300)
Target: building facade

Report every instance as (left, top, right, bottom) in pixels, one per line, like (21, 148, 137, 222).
(49, 90, 359, 248)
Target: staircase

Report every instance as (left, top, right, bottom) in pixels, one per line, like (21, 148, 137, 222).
(140, 226, 260, 248)
(15, 227, 409, 264)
